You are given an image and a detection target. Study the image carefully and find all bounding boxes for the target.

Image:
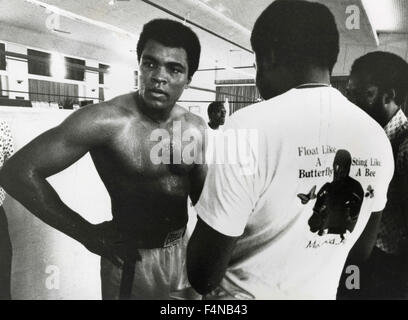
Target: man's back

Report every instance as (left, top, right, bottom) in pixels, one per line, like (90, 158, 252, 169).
(196, 86, 394, 299)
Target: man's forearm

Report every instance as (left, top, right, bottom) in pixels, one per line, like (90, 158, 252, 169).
(0, 168, 93, 244)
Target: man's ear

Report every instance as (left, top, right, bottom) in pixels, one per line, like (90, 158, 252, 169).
(382, 88, 396, 106)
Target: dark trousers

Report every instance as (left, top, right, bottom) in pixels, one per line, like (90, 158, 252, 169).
(0, 206, 12, 300)
(337, 246, 408, 300)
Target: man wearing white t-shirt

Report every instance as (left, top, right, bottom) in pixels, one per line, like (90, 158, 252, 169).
(187, 0, 394, 300)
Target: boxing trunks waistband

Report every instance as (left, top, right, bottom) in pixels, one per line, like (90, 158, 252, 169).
(118, 225, 186, 249)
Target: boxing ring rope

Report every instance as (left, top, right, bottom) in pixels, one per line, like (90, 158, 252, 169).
(1, 89, 102, 102)
(1, 87, 256, 105)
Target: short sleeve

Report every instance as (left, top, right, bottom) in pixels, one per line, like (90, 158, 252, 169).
(371, 138, 394, 212)
(195, 125, 260, 237)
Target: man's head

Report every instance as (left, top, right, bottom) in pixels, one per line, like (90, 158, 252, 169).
(333, 150, 352, 182)
(137, 19, 201, 110)
(250, 0, 339, 99)
(347, 51, 408, 126)
(207, 101, 226, 129)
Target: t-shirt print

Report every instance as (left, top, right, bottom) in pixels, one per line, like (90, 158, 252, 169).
(298, 149, 366, 242)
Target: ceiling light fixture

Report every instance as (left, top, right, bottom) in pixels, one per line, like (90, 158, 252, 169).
(24, 0, 136, 39)
(361, 0, 397, 32)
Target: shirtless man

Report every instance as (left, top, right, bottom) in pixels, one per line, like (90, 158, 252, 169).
(0, 19, 207, 300)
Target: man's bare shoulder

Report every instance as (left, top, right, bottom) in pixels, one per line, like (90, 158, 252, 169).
(173, 105, 206, 130)
(57, 93, 138, 145)
(81, 93, 137, 121)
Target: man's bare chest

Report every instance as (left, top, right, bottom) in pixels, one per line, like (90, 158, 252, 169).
(105, 121, 203, 176)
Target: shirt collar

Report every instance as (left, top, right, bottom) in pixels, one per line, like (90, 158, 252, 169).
(384, 109, 408, 140)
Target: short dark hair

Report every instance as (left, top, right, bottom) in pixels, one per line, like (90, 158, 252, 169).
(137, 19, 201, 78)
(351, 51, 408, 106)
(207, 101, 224, 117)
(334, 149, 352, 171)
(250, 0, 339, 73)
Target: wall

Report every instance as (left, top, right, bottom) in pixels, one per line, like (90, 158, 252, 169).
(1, 107, 112, 299)
(5, 43, 29, 100)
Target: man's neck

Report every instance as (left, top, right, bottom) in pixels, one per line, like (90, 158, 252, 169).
(208, 122, 219, 130)
(294, 66, 331, 88)
(382, 101, 400, 128)
(135, 92, 173, 124)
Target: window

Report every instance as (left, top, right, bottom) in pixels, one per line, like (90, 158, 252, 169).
(0, 75, 8, 97)
(0, 43, 5, 71)
(29, 78, 78, 106)
(28, 49, 51, 76)
(65, 57, 85, 81)
(215, 80, 261, 114)
(99, 63, 110, 85)
(99, 87, 104, 102)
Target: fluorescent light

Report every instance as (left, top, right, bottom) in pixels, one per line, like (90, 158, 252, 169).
(361, 0, 397, 32)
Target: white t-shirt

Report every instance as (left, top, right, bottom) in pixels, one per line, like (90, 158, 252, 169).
(195, 87, 394, 300)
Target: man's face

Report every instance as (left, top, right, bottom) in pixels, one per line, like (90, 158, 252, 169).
(210, 105, 226, 126)
(333, 151, 351, 182)
(346, 74, 382, 121)
(255, 51, 290, 100)
(139, 40, 191, 110)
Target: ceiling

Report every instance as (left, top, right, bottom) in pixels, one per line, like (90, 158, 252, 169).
(0, 0, 407, 69)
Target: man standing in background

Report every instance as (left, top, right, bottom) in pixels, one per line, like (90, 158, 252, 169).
(340, 51, 408, 299)
(207, 101, 226, 130)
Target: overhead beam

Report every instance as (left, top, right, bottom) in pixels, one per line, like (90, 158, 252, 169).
(140, 0, 253, 53)
(358, 0, 380, 46)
